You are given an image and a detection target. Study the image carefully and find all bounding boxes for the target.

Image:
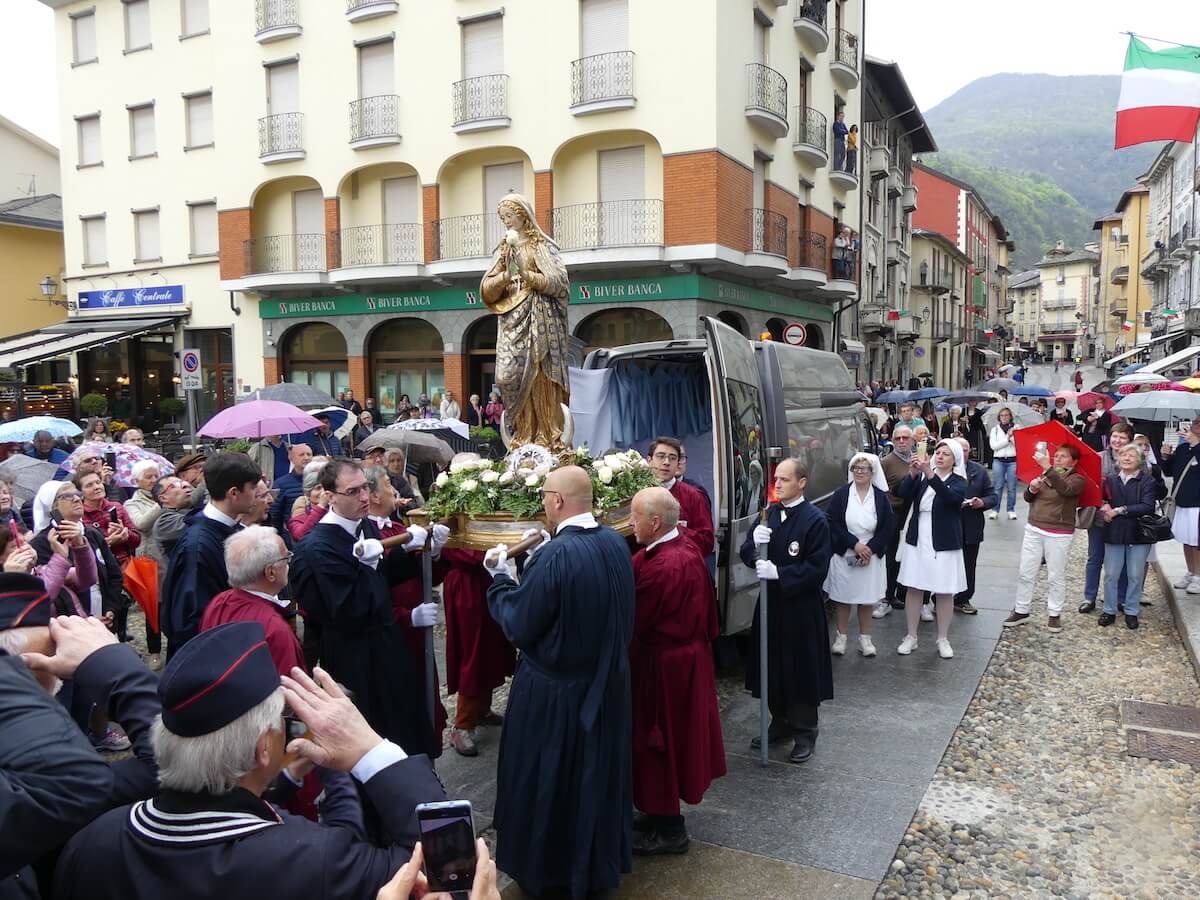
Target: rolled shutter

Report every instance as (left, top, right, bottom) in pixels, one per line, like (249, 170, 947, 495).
(463, 17, 503, 78)
(580, 0, 627, 56)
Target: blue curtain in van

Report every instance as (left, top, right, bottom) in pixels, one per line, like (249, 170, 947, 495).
(609, 362, 711, 445)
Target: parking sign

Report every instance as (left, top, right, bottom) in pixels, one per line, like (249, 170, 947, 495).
(181, 348, 202, 390)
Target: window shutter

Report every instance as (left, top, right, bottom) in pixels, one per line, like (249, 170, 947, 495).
(269, 63, 300, 115)
(463, 17, 503, 78)
(73, 13, 97, 62)
(191, 203, 217, 255)
(83, 218, 106, 265)
(130, 107, 155, 157)
(187, 94, 213, 146)
(383, 176, 418, 224)
(484, 161, 524, 247)
(125, 0, 151, 49)
(135, 211, 160, 260)
(358, 41, 394, 98)
(78, 117, 102, 166)
(598, 146, 644, 202)
(580, 0, 627, 57)
(182, 0, 209, 35)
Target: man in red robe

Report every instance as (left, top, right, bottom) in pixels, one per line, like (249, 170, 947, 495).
(628, 486, 726, 856)
(200, 525, 304, 676)
(647, 437, 714, 561)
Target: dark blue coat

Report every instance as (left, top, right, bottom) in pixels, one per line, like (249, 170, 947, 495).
(896, 472, 967, 551)
(487, 524, 634, 899)
(825, 484, 894, 557)
(1165, 442, 1200, 508)
(1101, 471, 1158, 545)
(268, 470, 304, 529)
(961, 460, 998, 545)
(162, 515, 238, 650)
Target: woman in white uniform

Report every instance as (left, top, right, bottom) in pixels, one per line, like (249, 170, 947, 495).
(895, 439, 968, 659)
(823, 453, 895, 658)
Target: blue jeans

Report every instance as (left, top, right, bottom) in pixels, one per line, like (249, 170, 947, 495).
(991, 458, 1017, 513)
(1085, 526, 1127, 603)
(1103, 542, 1152, 617)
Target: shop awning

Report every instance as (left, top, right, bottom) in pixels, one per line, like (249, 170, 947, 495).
(973, 348, 1002, 360)
(0, 316, 183, 368)
(1141, 341, 1200, 376)
(839, 338, 866, 354)
(1104, 334, 1174, 369)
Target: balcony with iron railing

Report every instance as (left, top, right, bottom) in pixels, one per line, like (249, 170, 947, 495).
(451, 74, 510, 134)
(829, 138, 859, 191)
(931, 321, 952, 341)
(244, 233, 328, 276)
(337, 224, 421, 268)
(255, 0, 300, 41)
(348, 95, 400, 149)
(792, 106, 828, 167)
(748, 208, 788, 258)
(570, 51, 635, 115)
(1139, 244, 1165, 276)
(1110, 265, 1129, 284)
(830, 29, 859, 88)
(745, 63, 788, 138)
(795, 229, 827, 271)
(431, 214, 488, 261)
(258, 112, 304, 163)
(1109, 297, 1128, 317)
(916, 270, 953, 294)
(551, 199, 663, 253)
(822, 242, 856, 298)
(793, 0, 829, 52)
(345, 0, 398, 22)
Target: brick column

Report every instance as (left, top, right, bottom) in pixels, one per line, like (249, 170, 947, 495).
(443, 351, 466, 409)
(263, 357, 281, 385)
(534, 170, 554, 236)
(324, 198, 341, 270)
(218, 208, 252, 279)
(423, 184, 440, 264)
(347, 355, 368, 401)
(663, 150, 752, 254)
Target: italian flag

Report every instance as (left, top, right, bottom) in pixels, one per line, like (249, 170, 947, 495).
(1116, 37, 1200, 149)
(1122, 320, 1135, 331)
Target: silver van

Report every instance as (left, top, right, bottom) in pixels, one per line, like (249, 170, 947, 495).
(578, 316, 874, 635)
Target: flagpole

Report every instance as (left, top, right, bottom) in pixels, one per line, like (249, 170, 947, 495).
(1122, 31, 1200, 50)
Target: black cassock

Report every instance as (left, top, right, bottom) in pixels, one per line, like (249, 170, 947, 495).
(162, 516, 237, 650)
(739, 500, 834, 713)
(487, 524, 635, 899)
(292, 521, 436, 757)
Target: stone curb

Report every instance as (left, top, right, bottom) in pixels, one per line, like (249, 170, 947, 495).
(1149, 541, 1200, 683)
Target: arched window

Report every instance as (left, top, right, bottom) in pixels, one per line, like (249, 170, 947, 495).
(282, 323, 348, 399)
(465, 315, 498, 403)
(575, 308, 672, 353)
(368, 319, 443, 421)
(717, 311, 749, 336)
(804, 325, 823, 350)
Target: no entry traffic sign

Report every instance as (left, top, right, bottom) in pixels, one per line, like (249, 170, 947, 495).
(783, 322, 807, 346)
(181, 348, 202, 390)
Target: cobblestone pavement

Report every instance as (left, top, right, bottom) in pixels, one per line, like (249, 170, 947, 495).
(876, 540, 1200, 899)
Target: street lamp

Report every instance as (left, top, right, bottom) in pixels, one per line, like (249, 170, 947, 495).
(37, 275, 68, 308)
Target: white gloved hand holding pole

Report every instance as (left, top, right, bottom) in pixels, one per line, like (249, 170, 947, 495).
(755, 559, 778, 581)
(521, 528, 552, 559)
(411, 602, 440, 628)
(483, 545, 509, 578)
(403, 524, 429, 552)
(753, 524, 772, 545)
(430, 523, 451, 555)
(353, 537, 385, 569)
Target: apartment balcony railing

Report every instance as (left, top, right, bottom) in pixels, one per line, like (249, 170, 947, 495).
(1140, 245, 1165, 276)
(1111, 265, 1129, 284)
(451, 74, 510, 132)
(431, 214, 487, 261)
(338, 224, 420, 267)
(793, 0, 829, 52)
(830, 29, 859, 88)
(258, 112, 304, 161)
(255, 0, 300, 40)
(796, 229, 828, 271)
(745, 63, 788, 137)
(570, 51, 635, 113)
(551, 199, 663, 251)
(348, 95, 400, 147)
(1109, 298, 1128, 317)
(792, 106, 828, 165)
(244, 233, 328, 274)
(345, 0, 398, 22)
(749, 208, 788, 258)
(931, 321, 952, 341)
(917, 270, 953, 293)
(829, 245, 856, 281)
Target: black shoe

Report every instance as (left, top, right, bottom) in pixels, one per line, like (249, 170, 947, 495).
(632, 828, 689, 856)
(788, 738, 814, 764)
(632, 812, 654, 833)
(749, 723, 792, 750)
(1098, 613, 1116, 627)
(1125, 614, 1139, 630)
(955, 601, 978, 615)
(1078, 600, 1096, 614)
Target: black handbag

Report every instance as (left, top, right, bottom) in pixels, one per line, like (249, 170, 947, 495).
(1135, 513, 1174, 544)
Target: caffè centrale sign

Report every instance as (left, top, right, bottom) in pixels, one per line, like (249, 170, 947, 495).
(257, 275, 833, 322)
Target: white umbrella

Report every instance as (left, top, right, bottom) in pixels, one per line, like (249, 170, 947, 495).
(1111, 390, 1200, 422)
(982, 403, 1043, 430)
(1113, 371, 1172, 386)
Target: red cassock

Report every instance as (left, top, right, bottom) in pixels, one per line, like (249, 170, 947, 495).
(630, 534, 726, 816)
(200, 588, 306, 676)
(377, 519, 448, 738)
(669, 480, 715, 560)
(439, 548, 516, 697)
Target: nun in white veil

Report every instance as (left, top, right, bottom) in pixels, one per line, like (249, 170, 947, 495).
(822, 453, 896, 658)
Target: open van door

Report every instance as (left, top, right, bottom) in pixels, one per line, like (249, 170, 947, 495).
(702, 316, 771, 635)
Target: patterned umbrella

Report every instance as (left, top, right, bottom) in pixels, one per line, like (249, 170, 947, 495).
(62, 441, 175, 487)
(0, 416, 82, 443)
(235, 383, 335, 409)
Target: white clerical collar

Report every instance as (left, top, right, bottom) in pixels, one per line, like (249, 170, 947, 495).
(782, 496, 806, 508)
(368, 514, 392, 530)
(320, 509, 362, 536)
(244, 588, 289, 609)
(661, 477, 677, 490)
(202, 504, 238, 527)
(556, 512, 599, 534)
(646, 527, 680, 552)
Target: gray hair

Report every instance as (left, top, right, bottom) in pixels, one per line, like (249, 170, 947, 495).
(384, 448, 406, 465)
(949, 405, 962, 416)
(122, 429, 144, 443)
(892, 425, 913, 438)
(363, 465, 390, 492)
(301, 458, 328, 493)
(224, 525, 284, 588)
(130, 459, 160, 481)
(153, 689, 284, 794)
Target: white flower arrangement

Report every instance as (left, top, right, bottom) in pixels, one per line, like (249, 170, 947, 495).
(597, 465, 614, 484)
(602, 454, 626, 473)
(436, 472, 450, 487)
(480, 470, 500, 484)
(524, 473, 541, 487)
(460, 479, 479, 493)
(498, 470, 515, 485)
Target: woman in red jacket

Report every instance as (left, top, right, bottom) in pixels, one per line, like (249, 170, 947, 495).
(76, 469, 140, 565)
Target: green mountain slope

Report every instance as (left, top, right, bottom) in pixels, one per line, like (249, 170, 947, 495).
(922, 73, 1161, 269)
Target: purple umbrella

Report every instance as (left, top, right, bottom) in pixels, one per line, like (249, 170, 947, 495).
(198, 401, 321, 439)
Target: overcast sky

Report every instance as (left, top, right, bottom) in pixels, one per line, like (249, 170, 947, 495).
(2, 0, 1197, 147)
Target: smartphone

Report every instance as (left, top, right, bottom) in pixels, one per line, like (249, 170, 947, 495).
(50, 508, 65, 526)
(8, 519, 24, 548)
(104, 451, 117, 469)
(109, 508, 119, 524)
(915, 442, 928, 463)
(416, 800, 477, 893)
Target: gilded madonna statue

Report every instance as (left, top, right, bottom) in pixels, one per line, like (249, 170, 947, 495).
(480, 193, 571, 449)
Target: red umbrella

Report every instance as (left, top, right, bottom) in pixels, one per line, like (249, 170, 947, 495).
(1076, 391, 1115, 412)
(1013, 420, 1102, 508)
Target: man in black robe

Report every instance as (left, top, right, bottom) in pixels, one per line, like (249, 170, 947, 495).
(291, 458, 447, 757)
(484, 465, 635, 899)
(739, 458, 833, 765)
(161, 453, 262, 657)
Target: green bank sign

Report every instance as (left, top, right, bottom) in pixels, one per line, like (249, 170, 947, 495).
(258, 274, 833, 322)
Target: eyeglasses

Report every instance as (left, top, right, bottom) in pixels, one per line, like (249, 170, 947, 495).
(538, 489, 561, 498)
(270, 551, 294, 567)
(650, 452, 680, 463)
(850, 466, 871, 473)
(332, 484, 370, 497)
(57, 491, 83, 501)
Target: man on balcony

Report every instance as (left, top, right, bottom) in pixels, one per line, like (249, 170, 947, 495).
(833, 108, 849, 172)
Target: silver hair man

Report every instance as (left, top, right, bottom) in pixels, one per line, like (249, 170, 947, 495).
(362, 465, 391, 492)
(224, 525, 287, 588)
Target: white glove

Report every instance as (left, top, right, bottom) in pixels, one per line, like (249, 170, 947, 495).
(755, 559, 779, 581)
(403, 524, 429, 552)
(411, 602, 440, 628)
(483, 544, 509, 578)
(431, 523, 451, 553)
(353, 537, 384, 569)
(522, 527, 551, 559)
(753, 524, 773, 545)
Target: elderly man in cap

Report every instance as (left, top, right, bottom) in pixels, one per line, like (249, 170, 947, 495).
(174, 452, 209, 509)
(50, 622, 454, 900)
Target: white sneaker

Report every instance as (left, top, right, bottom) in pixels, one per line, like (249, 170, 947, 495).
(920, 602, 935, 622)
(897, 635, 918, 655)
(859, 635, 877, 657)
(872, 601, 892, 619)
(1174, 573, 1195, 589)
(1188, 580, 1200, 596)
(1007, 511, 1018, 521)
(986, 510, 998, 520)
(831, 632, 847, 656)
(937, 639, 954, 659)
